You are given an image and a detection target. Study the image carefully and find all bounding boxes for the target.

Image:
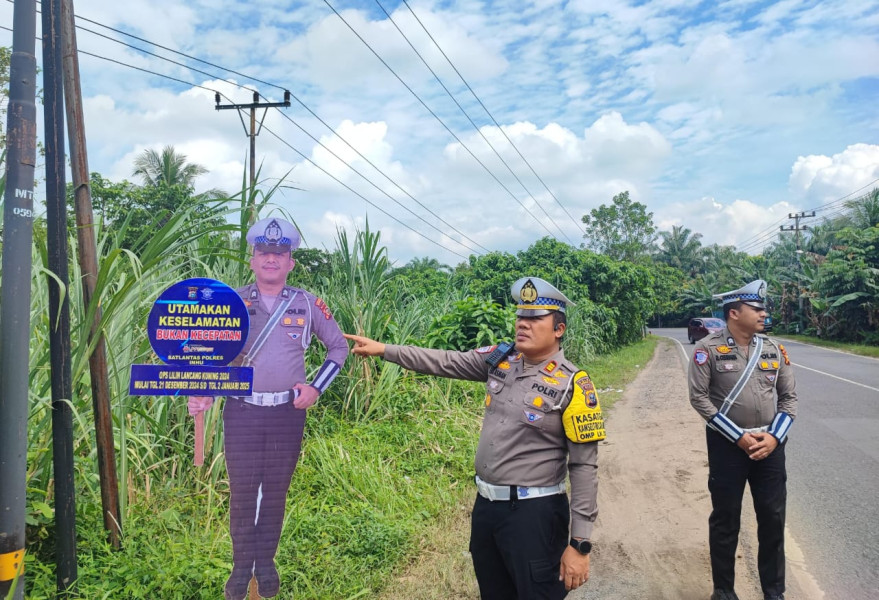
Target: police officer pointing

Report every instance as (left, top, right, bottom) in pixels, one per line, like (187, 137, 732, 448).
(345, 277, 603, 599)
(688, 280, 797, 600)
(188, 217, 348, 600)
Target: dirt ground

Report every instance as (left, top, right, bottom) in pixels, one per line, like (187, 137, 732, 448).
(380, 338, 821, 600)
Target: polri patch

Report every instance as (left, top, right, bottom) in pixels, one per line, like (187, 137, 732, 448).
(694, 350, 709, 365)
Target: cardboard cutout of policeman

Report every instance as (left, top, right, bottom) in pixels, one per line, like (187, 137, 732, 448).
(188, 217, 348, 600)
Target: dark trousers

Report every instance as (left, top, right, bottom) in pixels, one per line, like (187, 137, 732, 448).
(469, 491, 569, 600)
(223, 398, 307, 577)
(707, 428, 787, 597)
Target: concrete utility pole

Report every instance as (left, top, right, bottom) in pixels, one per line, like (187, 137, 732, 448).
(61, 0, 122, 548)
(780, 211, 816, 333)
(0, 0, 38, 597)
(215, 90, 290, 226)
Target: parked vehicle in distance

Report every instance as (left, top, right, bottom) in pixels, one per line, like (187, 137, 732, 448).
(688, 317, 726, 343)
(763, 315, 774, 332)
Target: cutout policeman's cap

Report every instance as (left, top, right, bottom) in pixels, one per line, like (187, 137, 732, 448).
(713, 279, 767, 309)
(246, 217, 300, 252)
(511, 277, 575, 317)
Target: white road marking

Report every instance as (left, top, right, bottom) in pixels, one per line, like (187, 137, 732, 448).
(793, 363, 879, 393)
(776, 336, 879, 361)
(667, 336, 691, 367)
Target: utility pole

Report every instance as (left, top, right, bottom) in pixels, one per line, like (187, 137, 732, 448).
(780, 211, 816, 334)
(0, 0, 38, 597)
(215, 90, 290, 226)
(61, 0, 122, 548)
(43, 0, 78, 591)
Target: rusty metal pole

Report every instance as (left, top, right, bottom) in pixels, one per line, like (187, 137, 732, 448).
(60, 0, 121, 548)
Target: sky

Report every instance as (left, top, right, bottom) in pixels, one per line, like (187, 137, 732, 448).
(2, 0, 879, 266)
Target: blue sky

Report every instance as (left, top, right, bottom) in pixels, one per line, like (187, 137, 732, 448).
(2, 0, 878, 264)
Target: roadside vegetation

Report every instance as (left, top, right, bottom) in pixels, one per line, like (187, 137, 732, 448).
(2, 141, 676, 599)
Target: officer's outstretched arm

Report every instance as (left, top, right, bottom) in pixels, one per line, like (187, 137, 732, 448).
(344, 333, 386, 357)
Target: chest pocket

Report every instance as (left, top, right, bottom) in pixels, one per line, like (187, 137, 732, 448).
(521, 376, 565, 429)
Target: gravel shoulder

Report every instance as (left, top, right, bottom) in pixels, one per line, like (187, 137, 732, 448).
(381, 337, 821, 600)
(573, 337, 816, 600)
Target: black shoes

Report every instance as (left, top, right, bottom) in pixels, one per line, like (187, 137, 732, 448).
(711, 590, 740, 600)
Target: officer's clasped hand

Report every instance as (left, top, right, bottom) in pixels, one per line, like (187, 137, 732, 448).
(292, 383, 319, 409)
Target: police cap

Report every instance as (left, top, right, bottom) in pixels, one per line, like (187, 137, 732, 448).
(713, 279, 767, 309)
(511, 277, 575, 317)
(246, 217, 301, 253)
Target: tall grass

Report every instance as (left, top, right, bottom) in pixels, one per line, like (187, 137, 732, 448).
(7, 173, 646, 598)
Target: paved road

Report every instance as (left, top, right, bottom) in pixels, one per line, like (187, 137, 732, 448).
(655, 328, 879, 600)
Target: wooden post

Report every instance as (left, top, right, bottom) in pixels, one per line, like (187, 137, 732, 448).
(60, 0, 121, 548)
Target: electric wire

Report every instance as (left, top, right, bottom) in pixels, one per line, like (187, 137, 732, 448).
(400, 0, 587, 237)
(373, 0, 573, 244)
(322, 0, 559, 240)
(733, 179, 879, 253)
(4, 0, 490, 255)
(2, 24, 473, 259)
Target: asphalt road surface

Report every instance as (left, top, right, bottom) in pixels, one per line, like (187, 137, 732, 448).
(655, 328, 879, 600)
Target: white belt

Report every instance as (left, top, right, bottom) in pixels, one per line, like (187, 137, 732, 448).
(743, 425, 770, 434)
(240, 391, 290, 407)
(475, 475, 566, 502)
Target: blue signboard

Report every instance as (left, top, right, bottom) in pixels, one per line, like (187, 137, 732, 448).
(147, 278, 249, 366)
(130, 277, 253, 397)
(130, 364, 253, 396)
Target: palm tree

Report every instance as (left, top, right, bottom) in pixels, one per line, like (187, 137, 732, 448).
(656, 225, 703, 276)
(132, 145, 208, 188)
(844, 187, 879, 229)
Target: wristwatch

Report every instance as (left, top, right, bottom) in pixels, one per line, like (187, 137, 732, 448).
(569, 538, 592, 555)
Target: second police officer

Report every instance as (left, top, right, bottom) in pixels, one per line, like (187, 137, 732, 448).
(688, 279, 797, 600)
(345, 276, 604, 600)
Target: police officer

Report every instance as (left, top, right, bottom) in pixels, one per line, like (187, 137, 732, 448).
(345, 277, 602, 600)
(188, 217, 348, 600)
(688, 279, 797, 600)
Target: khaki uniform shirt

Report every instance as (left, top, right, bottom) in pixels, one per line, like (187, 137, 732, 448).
(234, 284, 348, 392)
(384, 344, 599, 539)
(688, 328, 797, 429)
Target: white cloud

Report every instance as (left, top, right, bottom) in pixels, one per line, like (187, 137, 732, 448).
(788, 144, 879, 205)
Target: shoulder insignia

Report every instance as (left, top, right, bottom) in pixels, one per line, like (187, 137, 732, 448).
(475, 345, 497, 355)
(314, 297, 332, 320)
(779, 344, 791, 366)
(563, 370, 606, 443)
(542, 360, 558, 374)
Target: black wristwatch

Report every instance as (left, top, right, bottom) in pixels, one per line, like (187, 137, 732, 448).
(570, 538, 592, 555)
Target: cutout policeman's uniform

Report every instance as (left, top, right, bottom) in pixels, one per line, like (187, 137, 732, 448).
(688, 280, 797, 600)
(382, 277, 603, 599)
(223, 218, 348, 599)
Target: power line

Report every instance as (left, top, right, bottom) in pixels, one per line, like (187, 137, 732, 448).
(322, 0, 560, 240)
(399, 0, 587, 238)
(4, 0, 490, 255)
(1, 27, 474, 259)
(373, 0, 573, 244)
